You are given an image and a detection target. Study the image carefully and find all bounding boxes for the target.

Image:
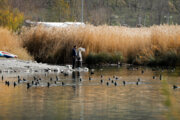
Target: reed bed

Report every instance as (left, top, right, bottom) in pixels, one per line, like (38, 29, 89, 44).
(21, 25, 180, 65)
(0, 28, 32, 60)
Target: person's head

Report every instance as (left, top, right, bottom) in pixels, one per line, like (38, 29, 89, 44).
(74, 45, 77, 49)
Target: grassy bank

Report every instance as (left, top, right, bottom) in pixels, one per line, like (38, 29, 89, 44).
(21, 25, 180, 66)
(0, 28, 31, 60)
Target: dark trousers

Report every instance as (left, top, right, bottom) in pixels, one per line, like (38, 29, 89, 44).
(77, 61, 82, 67)
(72, 57, 76, 69)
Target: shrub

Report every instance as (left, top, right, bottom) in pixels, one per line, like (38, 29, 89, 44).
(0, 8, 24, 31)
(22, 25, 180, 66)
(85, 52, 123, 66)
(0, 27, 31, 60)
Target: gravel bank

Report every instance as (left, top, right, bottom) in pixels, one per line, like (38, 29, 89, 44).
(0, 58, 88, 74)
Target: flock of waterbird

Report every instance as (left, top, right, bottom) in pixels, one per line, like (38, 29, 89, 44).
(89, 66, 179, 89)
(2, 73, 66, 89)
(89, 69, 162, 87)
(1, 66, 179, 89)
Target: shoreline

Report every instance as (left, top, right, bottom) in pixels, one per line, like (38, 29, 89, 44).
(0, 58, 89, 75)
(0, 58, 176, 76)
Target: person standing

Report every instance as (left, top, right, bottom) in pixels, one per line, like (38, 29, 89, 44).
(72, 45, 77, 69)
(77, 47, 85, 67)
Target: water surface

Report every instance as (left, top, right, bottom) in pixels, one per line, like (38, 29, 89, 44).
(0, 66, 180, 120)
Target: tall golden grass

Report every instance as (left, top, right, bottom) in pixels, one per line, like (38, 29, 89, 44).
(0, 27, 32, 60)
(21, 25, 180, 65)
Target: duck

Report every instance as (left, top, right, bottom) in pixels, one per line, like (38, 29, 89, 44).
(123, 81, 126, 86)
(160, 74, 162, 80)
(36, 79, 39, 83)
(47, 82, 50, 87)
(106, 82, 109, 86)
(114, 82, 117, 86)
(35, 82, 39, 86)
(90, 71, 94, 75)
(7, 81, 10, 86)
(100, 79, 103, 83)
(64, 73, 68, 76)
(136, 81, 139, 86)
(89, 76, 92, 80)
(56, 76, 59, 81)
(23, 78, 27, 82)
(5, 81, 8, 85)
(14, 82, 17, 87)
(173, 85, 178, 89)
(18, 78, 22, 83)
(27, 83, 31, 89)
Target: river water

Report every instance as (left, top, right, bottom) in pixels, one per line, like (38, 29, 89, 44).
(0, 66, 180, 120)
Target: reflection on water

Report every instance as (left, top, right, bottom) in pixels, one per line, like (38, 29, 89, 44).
(0, 66, 180, 120)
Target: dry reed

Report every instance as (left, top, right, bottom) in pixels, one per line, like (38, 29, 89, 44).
(0, 27, 32, 60)
(21, 25, 180, 65)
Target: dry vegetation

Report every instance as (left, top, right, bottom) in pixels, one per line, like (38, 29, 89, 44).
(21, 25, 180, 65)
(0, 27, 32, 60)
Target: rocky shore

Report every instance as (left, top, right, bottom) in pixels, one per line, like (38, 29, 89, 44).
(0, 58, 88, 75)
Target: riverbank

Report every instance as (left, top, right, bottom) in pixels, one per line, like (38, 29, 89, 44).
(0, 58, 88, 75)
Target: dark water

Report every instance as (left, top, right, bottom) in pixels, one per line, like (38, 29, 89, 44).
(0, 66, 180, 120)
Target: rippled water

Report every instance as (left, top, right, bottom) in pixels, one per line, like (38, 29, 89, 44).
(0, 66, 180, 120)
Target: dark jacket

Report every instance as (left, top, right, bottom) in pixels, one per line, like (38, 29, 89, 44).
(72, 48, 77, 57)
